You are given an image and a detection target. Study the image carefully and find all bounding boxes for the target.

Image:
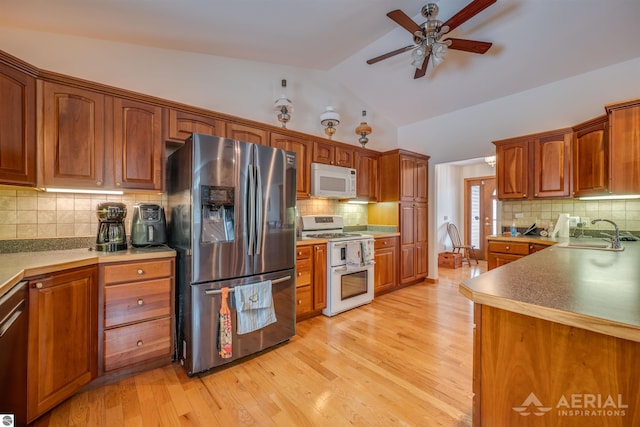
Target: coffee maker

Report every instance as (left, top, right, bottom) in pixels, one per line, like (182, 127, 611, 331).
(95, 202, 127, 252)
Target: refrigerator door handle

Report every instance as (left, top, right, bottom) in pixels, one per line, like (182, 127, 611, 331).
(248, 164, 256, 255)
(204, 275, 292, 295)
(255, 164, 263, 254)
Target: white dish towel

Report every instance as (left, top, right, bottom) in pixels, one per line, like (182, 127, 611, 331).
(346, 241, 363, 271)
(233, 280, 277, 334)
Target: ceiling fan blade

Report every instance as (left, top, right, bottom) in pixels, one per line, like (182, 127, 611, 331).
(414, 53, 431, 79)
(445, 38, 492, 54)
(387, 9, 422, 34)
(367, 45, 415, 65)
(443, 0, 496, 33)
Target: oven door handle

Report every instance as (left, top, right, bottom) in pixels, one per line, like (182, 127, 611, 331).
(333, 261, 375, 273)
(204, 275, 292, 295)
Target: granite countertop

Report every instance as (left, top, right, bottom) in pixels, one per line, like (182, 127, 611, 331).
(0, 246, 176, 297)
(460, 241, 640, 343)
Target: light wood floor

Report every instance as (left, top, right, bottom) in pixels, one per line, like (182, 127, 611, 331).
(42, 261, 487, 427)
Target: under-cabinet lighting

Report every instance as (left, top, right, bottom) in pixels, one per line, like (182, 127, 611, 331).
(44, 188, 124, 195)
(346, 200, 369, 204)
(578, 195, 640, 201)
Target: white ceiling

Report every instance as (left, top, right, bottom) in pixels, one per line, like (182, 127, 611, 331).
(3, 0, 640, 127)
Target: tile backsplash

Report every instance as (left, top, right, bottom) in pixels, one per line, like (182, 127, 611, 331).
(501, 199, 640, 231)
(0, 189, 165, 239)
(0, 189, 368, 240)
(296, 199, 368, 226)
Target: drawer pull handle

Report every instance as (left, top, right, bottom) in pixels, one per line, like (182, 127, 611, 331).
(137, 340, 144, 347)
(137, 299, 144, 305)
(137, 269, 144, 275)
(297, 251, 302, 256)
(505, 246, 510, 250)
(35, 282, 43, 289)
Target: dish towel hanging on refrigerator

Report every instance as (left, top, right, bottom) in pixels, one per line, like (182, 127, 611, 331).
(346, 241, 363, 271)
(218, 287, 233, 359)
(234, 280, 276, 334)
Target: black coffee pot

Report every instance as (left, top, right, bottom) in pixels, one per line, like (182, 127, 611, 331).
(95, 202, 127, 252)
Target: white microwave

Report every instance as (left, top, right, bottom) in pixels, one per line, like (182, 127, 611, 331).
(310, 162, 357, 199)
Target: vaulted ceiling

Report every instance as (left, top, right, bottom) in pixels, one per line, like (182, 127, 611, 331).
(3, 0, 640, 127)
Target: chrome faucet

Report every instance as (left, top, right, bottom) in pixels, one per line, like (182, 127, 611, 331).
(591, 218, 622, 249)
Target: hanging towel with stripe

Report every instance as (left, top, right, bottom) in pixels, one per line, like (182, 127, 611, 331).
(234, 280, 276, 334)
(218, 287, 233, 358)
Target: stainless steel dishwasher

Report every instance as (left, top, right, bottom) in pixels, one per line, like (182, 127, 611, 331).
(0, 281, 28, 427)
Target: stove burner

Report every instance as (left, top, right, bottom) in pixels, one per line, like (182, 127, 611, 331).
(306, 232, 361, 239)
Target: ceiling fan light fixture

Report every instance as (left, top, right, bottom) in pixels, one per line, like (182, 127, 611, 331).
(411, 47, 426, 67)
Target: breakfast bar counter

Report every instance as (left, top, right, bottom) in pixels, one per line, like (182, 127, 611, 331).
(460, 241, 640, 426)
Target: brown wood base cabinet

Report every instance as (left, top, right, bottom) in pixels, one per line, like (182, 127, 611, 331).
(295, 243, 327, 320)
(487, 238, 555, 270)
(100, 258, 175, 372)
(26, 266, 98, 422)
(473, 303, 640, 426)
(373, 236, 398, 295)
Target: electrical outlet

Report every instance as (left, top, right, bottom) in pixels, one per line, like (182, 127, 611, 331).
(515, 213, 524, 219)
(582, 217, 590, 227)
(444, 215, 448, 221)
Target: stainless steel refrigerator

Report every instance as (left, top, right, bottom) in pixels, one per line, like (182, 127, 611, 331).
(167, 134, 297, 375)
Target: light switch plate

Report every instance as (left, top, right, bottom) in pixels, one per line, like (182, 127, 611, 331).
(582, 217, 590, 227)
(569, 216, 580, 227)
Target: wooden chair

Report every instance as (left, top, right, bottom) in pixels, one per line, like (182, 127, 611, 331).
(446, 223, 479, 266)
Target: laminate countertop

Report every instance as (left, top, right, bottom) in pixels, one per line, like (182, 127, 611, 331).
(460, 240, 640, 343)
(0, 247, 176, 297)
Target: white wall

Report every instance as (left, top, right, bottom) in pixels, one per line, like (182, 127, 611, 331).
(0, 26, 399, 152)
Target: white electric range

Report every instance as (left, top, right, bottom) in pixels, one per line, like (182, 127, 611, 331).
(299, 215, 374, 316)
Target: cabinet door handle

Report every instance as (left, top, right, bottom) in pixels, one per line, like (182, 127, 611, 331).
(96, 181, 102, 186)
(137, 299, 144, 305)
(137, 340, 144, 347)
(137, 269, 144, 275)
(35, 282, 43, 289)
(297, 299, 302, 305)
(297, 272, 302, 276)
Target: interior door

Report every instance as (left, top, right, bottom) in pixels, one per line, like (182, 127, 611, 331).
(464, 177, 496, 260)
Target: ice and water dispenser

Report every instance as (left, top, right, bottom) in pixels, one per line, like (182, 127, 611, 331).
(201, 185, 235, 243)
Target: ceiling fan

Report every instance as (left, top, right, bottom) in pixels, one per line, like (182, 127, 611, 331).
(367, 0, 496, 79)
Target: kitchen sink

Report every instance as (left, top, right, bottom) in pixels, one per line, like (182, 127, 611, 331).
(556, 242, 624, 251)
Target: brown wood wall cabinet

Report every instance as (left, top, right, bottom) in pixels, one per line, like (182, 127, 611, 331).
(164, 108, 225, 143)
(26, 266, 98, 422)
(40, 81, 164, 191)
(295, 244, 327, 320)
(606, 99, 640, 195)
(0, 56, 37, 186)
(373, 236, 398, 295)
(572, 115, 609, 197)
(225, 122, 269, 145)
(313, 140, 354, 167)
(379, 150, 430, 284)
(354, 149, 379, 201)
(100, 258, 175, 373)
(270, 132, 313, 198)
(494, 128, 572, 200)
